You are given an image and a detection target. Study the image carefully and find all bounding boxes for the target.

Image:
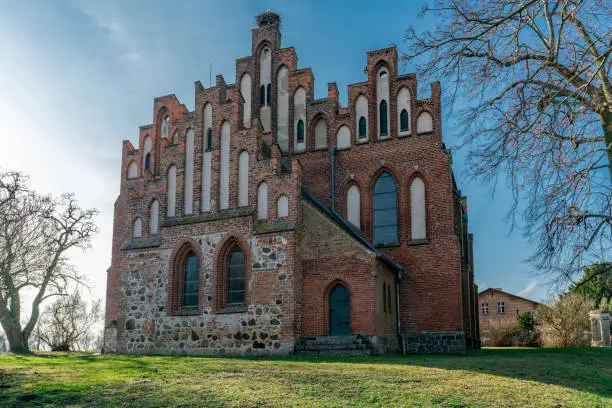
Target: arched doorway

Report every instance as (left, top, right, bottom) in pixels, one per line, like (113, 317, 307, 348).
(329, 284, 350, 336)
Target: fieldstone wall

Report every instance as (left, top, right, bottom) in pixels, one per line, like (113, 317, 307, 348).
(117, 231, 295, 355)
(402, 331, 466, 354)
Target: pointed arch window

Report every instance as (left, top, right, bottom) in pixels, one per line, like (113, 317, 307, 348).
(161, 115, 169, 139)
(379, 100, 388, 136)
(132, 218, 142, 238)
(150, 199, 159, 234)
(359, 117, 367, 138)
(373, 172, 398, 244)
(227, 246, 245, 305)
(144, 153, 151, 171)
(297, 120, 305, 143)
(183, 251, 199, 308)
(400, 109, 409, 132)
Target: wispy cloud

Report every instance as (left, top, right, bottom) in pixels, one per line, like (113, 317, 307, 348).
(517, 279, 538, 297)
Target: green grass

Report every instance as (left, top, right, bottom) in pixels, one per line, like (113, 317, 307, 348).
(0, 348, 610, 407)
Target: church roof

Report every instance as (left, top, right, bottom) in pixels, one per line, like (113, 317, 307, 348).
(301, 186, 406, 274)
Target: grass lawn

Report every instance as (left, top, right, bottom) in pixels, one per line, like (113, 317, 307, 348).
(0, 348, 610, 407)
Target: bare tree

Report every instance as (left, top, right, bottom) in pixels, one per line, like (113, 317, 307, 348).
(403, 0, 611, 284)
(536, 293, 593, 346)
(0, 170, 98, 353)
(35, 291, 102, 352)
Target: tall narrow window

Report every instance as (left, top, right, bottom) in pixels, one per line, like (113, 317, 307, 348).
(266, 84, 271, 106)
(150, 199, 159, 234)
(383, 282, 387, 313)
(379, 100, 388, 136)
(347, 185, 361, 228)
(297, 120, 305, 143)
(183, 252, 199, 308)
(227, 246, 245, 305)
(259, 47, 271, 131)
(356, 95, 368, 140)
(410, 178, 426, 240)
(219, 122, 230, 210)
(277, 66, 289, 152)
(240, 74, 252, 128)
(143, 136, 152, 174)
(397, 87, 411, 135)
(202, 104, 213, 212)
(387, 284, 391, 313)
(260, 85, 265, 105)
(184, 129, 194, 215)
(314, 119, 327, 149)
(133, 218, 142, 238)
(206, 129, 213, 151)
(257, 182, 268, 220)
(277, 195, 289, 218)
(238, 151, 249, 207)
(373, 172, 398, 244)
(359, 117, 367, 138)
(161, 115, 169, 139)
(167, 165, 177, 217)
(400, 110, 409, 132)
(377, 68, 390, 138)
(294, 87, 306, 151)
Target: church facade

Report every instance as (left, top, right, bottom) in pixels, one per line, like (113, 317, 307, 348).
(104, 11, 479, 355)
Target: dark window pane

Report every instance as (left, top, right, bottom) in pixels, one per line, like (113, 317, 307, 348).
(144, 153, 151, 170)
(206, 130, 213, 151)
(400, 109, 409, 131)
(266, 84, 271, 105)
(359, 116, 366, 138)
(297, 120, 305, 142)
(374, 172, 397, 244)
(183, 252, 199, 307)
(260, 85, 265, 105)
(380, 100, 388, 135)
(227, 246, 245, 304)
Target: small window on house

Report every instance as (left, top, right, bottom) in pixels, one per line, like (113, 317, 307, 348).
(144, 153, 151, 171)
(497, 301, 505, 314)
(227, 246, 245, 305)
(359, 117, 367, 138)
(260, 85, 265, 105)
(481, 302, 489, 315)
(266, 84, 271, 106)
(379, 100, 388, 136)
(387, 284, 391, 313)
(297, 120, 305, 143)
(400, 109, 409, 132)
(206, 129, 213, 151)
(383, 283, 387, 313)
(161, 115, 169, 139)
(133, 218, 142, 238)
(182, 252, 199, 308)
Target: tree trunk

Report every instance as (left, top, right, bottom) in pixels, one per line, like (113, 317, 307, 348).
(1, 320, 29, 353)
(603, 104, 612, 183)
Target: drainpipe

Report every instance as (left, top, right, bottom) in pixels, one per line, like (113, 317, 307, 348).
(329, 147, 336, 212)
(396, 278, 405, 355)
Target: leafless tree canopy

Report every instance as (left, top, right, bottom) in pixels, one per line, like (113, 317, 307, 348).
(404, 0, 611, 284)
(34, 291, 102, 352)
(0, 170, 98, 352)
(536, 293, 593, 346)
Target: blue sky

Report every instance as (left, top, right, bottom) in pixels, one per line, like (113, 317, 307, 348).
(0, 0, 546, 305)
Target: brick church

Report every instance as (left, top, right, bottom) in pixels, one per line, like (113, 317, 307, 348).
(104, 11, 479, 355)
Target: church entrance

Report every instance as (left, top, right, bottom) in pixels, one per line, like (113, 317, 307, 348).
(329, 284, 350, 336)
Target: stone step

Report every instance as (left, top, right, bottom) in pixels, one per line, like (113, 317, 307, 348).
(302, 336, 356, 346)
(295, 349, 374, 357)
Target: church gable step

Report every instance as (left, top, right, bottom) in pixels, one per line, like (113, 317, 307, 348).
(294, 335, 375, 356)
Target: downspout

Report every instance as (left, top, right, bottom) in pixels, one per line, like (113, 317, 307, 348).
(329, 147, 336, 212)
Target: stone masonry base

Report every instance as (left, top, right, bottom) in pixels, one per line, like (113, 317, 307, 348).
(402, 331, 466, 354)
